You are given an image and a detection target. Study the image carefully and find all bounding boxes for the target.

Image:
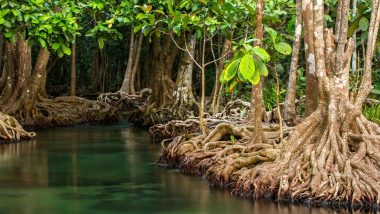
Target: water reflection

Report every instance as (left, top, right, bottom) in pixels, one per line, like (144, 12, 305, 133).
(0, 124, 358, 214)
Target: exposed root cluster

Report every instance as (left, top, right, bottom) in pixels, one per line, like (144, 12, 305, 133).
(150, 99, 252, 140)
(97, 89, 152, 125)
(157, 109, 380, 210)
(0, 112, 35, 142)
(10, 96, 116, 130)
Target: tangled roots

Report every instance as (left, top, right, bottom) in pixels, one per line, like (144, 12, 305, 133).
(15, 96, 116, 130)
(157, 107, 380, 210)
(0, 112, 35, 142)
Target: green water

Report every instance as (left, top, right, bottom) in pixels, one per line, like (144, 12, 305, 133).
(0, 124, 338, 214)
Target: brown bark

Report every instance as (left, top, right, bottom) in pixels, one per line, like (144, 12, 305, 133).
(120, 29, 135, 93)
(70, 37, 77, 96)
(283, 0, 302, 125)
(170, 33, 197, 116)
(151, 34, 179, 108)
(0, 42, 16, 102)
(130, 33, 143, 94)
(250, 0, 266, 144)
(303, 0, 318, 116)
(199, 35, 207, 135)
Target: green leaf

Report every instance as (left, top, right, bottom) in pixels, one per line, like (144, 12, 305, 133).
(239, 53, 255, 81)
(274, 42, 292, 55)
(255, 59, 268, 77)
(136, 13, 146, 20)
(62, 44, 72, 55)
(223, 59, 240, 82)
(52, 43, 60, 50)
(265, 27, 277, 43)
(38, 38, 46, 48)
(359, 17, 369, 32)
(252, 46, 270, 63)
(248, 70, 261, 85)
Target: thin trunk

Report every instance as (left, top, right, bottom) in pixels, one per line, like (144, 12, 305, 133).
(303, 0, 318, 116)
(211, 39, 231, 115)
(250, 0, 265, 144)
(351, 0, 357, 73)
(356, 0, 380, 105)
(70, 37, 77, 96)
(284, 0, 302, 125)
(120, 29, 135, 93)
(199, 34, 207, 135)
(130, 33, 143, 94)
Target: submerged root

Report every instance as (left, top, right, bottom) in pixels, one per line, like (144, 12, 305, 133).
(0, 112, 35, 142)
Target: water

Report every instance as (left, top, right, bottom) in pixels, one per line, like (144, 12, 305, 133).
(0, 123, 343, 214)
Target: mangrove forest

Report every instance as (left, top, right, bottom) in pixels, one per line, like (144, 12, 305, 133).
(1, 0, 380, 213)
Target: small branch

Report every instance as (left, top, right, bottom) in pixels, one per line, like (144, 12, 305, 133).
(166, 32, 203, 70)
(204, 48, 231, 67)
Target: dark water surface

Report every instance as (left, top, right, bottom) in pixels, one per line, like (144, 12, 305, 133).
(0, 124, 344, 214)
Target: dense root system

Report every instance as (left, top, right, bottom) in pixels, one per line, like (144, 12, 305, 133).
(6, 96, 115, 130)
(0, 112, 35, 142)
(98, 88, 151, 125)
(157, 108, 380, 210)
(150, 99, 252, 140)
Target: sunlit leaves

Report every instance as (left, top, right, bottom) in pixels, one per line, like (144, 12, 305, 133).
(223, 59, 240, 82)
(274, 42, 292, 55)
(239, 53, 256, 81)
(252, 46, 270, 63)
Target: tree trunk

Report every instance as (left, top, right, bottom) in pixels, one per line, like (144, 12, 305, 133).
(70, 37, 77, 96)
(303, 0, 318, 116)
(170, 33, 197, 117)
(199, 35, 207, 135)
(120, 29, 135, 93)
(250, 0, 265, 144)
(211, 39, 231, 115)
(130, 33, 143, 94)
(283, 0, 302, 125)
(151, 34, 179, 108)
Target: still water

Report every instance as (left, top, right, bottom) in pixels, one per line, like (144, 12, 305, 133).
(0, 123, 344, 214)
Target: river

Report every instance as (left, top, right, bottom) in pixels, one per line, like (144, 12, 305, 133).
(0, 123, 344, 213)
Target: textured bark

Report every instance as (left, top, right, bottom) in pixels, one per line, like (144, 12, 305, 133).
(120, 29, 135, 93)
(151, 34, 179, 108)
(303, 0, 318, 116)
(283, 0, 302, 125)
(130, 33, 143, 94)
(170, 33, 198, 117)
(250, 0, 266, 144)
